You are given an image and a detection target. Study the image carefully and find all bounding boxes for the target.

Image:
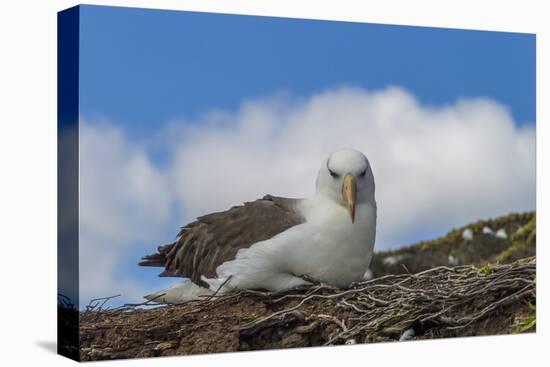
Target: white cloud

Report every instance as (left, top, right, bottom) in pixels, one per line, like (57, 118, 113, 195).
(78, 86, 535, 304)
(79, 122, 173, 305)
(170, 86, 535, 247)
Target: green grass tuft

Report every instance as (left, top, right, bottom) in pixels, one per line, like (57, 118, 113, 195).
(478, 264, 493, 276)
(514, 292, 536, 334)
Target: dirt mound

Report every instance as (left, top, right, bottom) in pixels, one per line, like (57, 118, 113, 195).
(78, 257, 536, 361)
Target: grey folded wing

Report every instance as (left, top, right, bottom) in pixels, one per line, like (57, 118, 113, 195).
(139, 195, 305, 287)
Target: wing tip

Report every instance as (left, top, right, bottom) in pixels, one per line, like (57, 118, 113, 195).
(138, 253, 165, 267)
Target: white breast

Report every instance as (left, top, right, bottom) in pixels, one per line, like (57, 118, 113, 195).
(284, 197, 377, 287)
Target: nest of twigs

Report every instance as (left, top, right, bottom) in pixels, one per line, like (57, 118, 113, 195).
(78, 257, 536, 360)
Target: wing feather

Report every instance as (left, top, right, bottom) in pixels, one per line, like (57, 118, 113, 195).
(139, 195, 305, 286)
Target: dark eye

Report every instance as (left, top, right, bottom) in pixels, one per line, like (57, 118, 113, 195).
(359, 169, 367, 177)
(329, 169, 340, 178)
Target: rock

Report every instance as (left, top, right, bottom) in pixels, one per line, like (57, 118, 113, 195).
(462, 228, 474, 241)
(154, 341, 176, 352)
(495, 228, 507, 239)
(399, 328, 416, 341)
(448, 255, 459, 266)
(383, 255, 404, 266)
(363, 269, 373, 280)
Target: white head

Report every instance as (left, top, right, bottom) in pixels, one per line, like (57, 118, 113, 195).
(316, 149, 376, 223)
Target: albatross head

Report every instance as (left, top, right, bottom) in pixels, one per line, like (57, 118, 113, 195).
(316, 149, 375, 223)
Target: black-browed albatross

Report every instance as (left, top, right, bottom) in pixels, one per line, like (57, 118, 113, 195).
(139, 148, 377, 303)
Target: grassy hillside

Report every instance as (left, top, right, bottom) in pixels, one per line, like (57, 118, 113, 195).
(370, 212, 535, 278)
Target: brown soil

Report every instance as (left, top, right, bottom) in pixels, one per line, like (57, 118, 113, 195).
(79, 257, 536, 361)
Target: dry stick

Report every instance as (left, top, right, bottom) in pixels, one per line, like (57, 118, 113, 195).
(58, 293, 76, 309)
(203, 275, 233, 302)
(87, 294, 121, 305)
(99, 294, 122, 311)
(85, 294, 121, 312)
(400, 263, 412, 275)
(315, 314, 349, 332)
(121, 293, 167, 308)
(324, 316, 381, 346)
(238, 296, 313, 330)
(272, 284, 326, 303)
(341, 299, 369, 313)
(446, 284, 534, 330)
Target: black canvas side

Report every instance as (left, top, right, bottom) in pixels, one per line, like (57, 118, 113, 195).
(57, 5, 80, 362)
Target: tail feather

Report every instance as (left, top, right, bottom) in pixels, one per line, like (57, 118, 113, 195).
(138, 243, 174, 267)
(138, 253, 166, 267)
(144, 281, 213, 304)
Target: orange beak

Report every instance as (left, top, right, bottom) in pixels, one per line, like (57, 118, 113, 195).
(342, 174, 357, 223)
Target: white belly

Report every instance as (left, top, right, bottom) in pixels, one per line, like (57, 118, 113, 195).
(284, 200, 377, 287)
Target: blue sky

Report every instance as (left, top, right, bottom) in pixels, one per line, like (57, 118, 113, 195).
(77, 5, 536, 306)
(80, 5, 535, 136)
